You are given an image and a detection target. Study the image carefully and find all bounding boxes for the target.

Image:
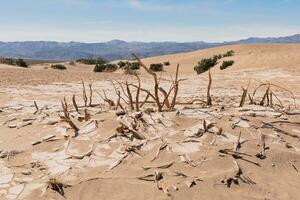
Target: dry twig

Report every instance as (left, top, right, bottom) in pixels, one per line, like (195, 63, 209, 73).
(82, 80, 88, 107)
(207, 70, 212, 106)
(61, 97, 79, 131)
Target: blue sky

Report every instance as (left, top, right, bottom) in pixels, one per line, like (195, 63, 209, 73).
(0, 0, 300, 42)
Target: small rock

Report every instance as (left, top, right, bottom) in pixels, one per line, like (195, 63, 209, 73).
(21, 170, 31, 175)
(0, 151, 8, 158)
(285, 143, 293, 149)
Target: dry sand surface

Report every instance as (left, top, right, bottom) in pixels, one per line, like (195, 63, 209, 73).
(0, 44, 300, 200)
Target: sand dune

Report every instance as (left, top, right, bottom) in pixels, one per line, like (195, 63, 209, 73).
(0, 44, 300, 200)
(141, 44, 300, 74)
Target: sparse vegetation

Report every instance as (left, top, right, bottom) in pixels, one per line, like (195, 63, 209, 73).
(194, 50, 235, 74)
(15, 59, 28, 68)
(0, 57, 15, 65)
(0, 57, 28, 68)
(69, 61, 76, 66)
(117, 61, 127, 68)
(129, 62, 140, 70)
(94, 63, 118, 72)
(76, 58, 107, 65)
(118, 61, 140, 71)
(223, 50, 235, 57)
(213, 54, 222, 60)
(164, 61, 170, 66)
(220, 60, 234, 70)
(51, 64, 67, 70)
(149, 63, 163, 72)
(194, 57, 218, 74)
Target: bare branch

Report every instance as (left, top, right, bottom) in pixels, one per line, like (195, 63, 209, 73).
(134, 74, 141, 111)
(72, 95, 79, 113)
(132, 54, 162, 112)
(207, 70, 212, 106)
(61, 97, 79, 131)
(126, 81, 134, 110)
(88, 83, 93, 106)
(81, 80, 88, 107)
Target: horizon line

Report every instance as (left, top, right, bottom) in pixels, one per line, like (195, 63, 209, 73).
(0, 33, 299, 44)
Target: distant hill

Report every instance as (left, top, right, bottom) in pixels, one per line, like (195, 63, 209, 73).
(227, 34, 300, 44)
(0, 34, 300, 61)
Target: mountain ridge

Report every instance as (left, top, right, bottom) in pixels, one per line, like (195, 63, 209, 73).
(0, 34, 300, 61)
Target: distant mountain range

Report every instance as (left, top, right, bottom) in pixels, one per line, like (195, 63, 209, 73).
(1, 34, 300, 61)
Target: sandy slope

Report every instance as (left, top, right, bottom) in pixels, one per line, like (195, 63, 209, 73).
(0, 44, 300, 200)
(141, 44, 300, 74)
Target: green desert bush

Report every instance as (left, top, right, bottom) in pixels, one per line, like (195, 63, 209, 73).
(119, 61, 140, 70)
(0, 57, 28, 68)
(213, 54, 222, 60)
(69, 61, 76, 66)
(94, 63, 118, 72)
(129, 62, 140, 70)
(51, 64, 66, 70)
(220, 60, 234, 70)
(0, 58, 14, 65)
(15, 59, 28, 68)
(194, 57, 218, 74)
(223, 50, 235, 57)
(117, 61, 127, 68)
(150, 63, 163, 72)
(76, 58, 107, 65)
(164, 61, 170, 66)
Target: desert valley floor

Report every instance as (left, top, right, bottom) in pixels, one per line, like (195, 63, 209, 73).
(0, 44, 300, 200)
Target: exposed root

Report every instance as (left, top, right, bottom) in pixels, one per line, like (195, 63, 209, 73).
(72, 94, 79, 113)
(47, 178, 70, 197)
(81, 80, 88, 107)
(207, 70, 212, 106)
(221, 160, 256, 187)
(33, 101, 39, 114)
(117, 119, 146, 140)
(170, 64, 180, 110)
(251, 82, 296, 108)
(88, 83, 93, 106)
(234, 131, 242, 151)
(134, 74, 141, 111)
(125, 81, 134, 110)
(84, 108, 91, 121)
(61, 97, 79, 131)
(255, 132, 266, 159)
(98, 90, 116, 108)
(151, 142, 168, 161)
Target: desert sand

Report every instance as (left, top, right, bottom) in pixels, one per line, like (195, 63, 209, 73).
(0, 44, 300, 200)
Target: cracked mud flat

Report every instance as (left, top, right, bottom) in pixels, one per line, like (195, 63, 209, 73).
(1, 45, 300, 200)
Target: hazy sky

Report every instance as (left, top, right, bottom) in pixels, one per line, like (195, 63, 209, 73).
(0, 0, 300, 42)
